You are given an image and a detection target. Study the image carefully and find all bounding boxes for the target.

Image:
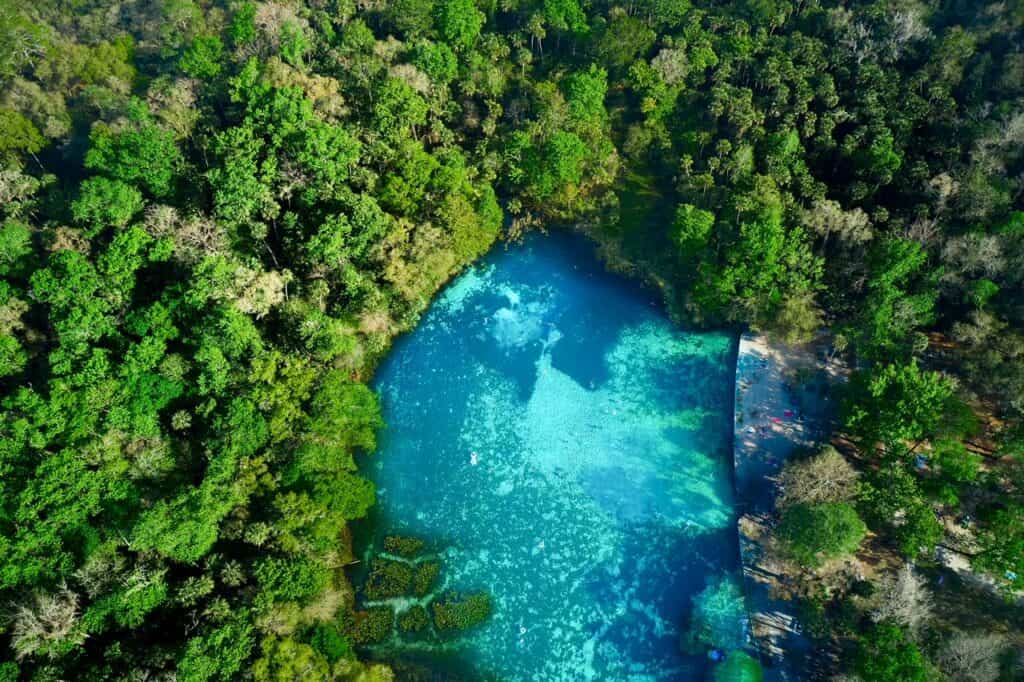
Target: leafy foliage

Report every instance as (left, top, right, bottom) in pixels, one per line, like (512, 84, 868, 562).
(777, 502, 867, 567)
(1, 0, 1023, 678)
(854, 623, 931, 682)
(432, 592, 492, 631)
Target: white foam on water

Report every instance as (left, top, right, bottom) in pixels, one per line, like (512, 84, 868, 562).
(435, 264, 495, 315)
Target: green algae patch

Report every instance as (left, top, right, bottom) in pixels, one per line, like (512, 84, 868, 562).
(432, 593, 492, 632)
(398, 605, 430, 633)
(413, 561, 441, 597)
(350, 608, 394, 645)
(383, 535, 427, 558)
(363, 559, 415, 600)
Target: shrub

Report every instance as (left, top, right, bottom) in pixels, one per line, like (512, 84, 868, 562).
(777, 446, 858, 508)
(309, 623, 351, 663)
(777, 502, 866, 567)
(854, 623, 930, 682)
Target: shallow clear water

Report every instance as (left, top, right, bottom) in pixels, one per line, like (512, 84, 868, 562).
(368, 232, 742, 680)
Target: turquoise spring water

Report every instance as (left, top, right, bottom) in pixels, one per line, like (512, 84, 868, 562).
(366, 231, 744, 680)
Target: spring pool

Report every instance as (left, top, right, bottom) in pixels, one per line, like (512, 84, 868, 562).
(365, 231, 744, 680)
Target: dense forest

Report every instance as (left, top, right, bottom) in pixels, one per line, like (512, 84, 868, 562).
(0, 0, 1022, 679)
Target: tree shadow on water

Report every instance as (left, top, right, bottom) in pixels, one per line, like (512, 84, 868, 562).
(579, 522, 742, 675)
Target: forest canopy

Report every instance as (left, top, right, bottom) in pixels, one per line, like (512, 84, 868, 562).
(0, 0, 1022, 679)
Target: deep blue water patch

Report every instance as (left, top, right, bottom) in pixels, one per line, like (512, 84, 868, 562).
(367, 231, 742, 680)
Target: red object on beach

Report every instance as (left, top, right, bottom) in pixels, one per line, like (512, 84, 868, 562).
(784, 409, 794, 417)
(771, 417, 782, 423)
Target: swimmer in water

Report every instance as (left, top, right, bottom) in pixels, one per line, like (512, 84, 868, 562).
(537, 540, 545, 550)
(470, 451, 479, 466)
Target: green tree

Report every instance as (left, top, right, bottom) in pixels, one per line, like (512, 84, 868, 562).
(853, 128, 903, 186)
(0, 334, 25, 376)
(252, 637, 330, 682)
(927, 439, 981, 504)
(713, 651, 763, 682)
(85, 101, 181, 197)
(853, 239, 937, 360)
(0, 109, 44, 160)
(228, 3, 257, 46)
(859, 463, 943, 558)
(854, 623, 930, 682)
(563, 65, 608, 131)
(777, 502, 867, 567)
(253, 557, 329, 603)
(411, 40, 458, 84)
(180, 35, 223, 79)
(434, 0, 484, 51)
(0, 220, 34, 278)
(280, 23, 310, 68)
(386, 0, 436, 38)
(178, 617, 256, 682)
(671, 204, 714, 260)
(541, 132, 587, 193)
(71, 177, 145, 233)
(543, 0, 587, 35)
(973, 505, 1024, 590)
(594, 9, 655, 71)
(373, 77, 428, 138)
(295, 370, 381, 477)
(844, 361, 957, 452)
(694, 185, 822, 328)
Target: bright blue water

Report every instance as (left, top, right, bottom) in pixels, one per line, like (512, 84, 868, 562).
(368, 232, 743, 680)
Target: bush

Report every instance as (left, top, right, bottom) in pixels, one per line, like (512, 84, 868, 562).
(854, 623, 930, 682)
(431, 592, 491, 631)
(777, 446, 858, 508)
(777, 502, 866, 567)
(309, 623, 351, 663)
